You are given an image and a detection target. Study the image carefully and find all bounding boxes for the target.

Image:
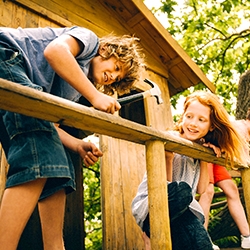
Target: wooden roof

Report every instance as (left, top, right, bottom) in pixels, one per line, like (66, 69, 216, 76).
(6, 0, 215, 96)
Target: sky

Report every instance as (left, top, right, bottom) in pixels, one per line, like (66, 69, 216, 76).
(144, 0, 169, 28)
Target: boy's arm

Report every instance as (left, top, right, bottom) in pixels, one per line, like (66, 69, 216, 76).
(54, 124, 103, 167)
(44, 34, 120, 114)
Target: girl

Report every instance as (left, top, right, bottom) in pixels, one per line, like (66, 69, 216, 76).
(132, 91, 248, 250)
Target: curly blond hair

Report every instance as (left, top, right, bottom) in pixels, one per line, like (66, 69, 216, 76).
(94, 34, 145, 96)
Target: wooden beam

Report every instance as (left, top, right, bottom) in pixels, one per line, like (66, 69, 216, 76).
(0, 78, 246, 169)
(146, 140, 171, 250)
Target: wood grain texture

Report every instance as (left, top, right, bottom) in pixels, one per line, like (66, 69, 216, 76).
(0, 78, 246, 169)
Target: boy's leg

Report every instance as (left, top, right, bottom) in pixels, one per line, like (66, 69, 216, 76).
(38, 189, 66, 250)
(0, 178, 46, 250)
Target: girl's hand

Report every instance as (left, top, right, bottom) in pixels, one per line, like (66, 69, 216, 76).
(203, 142, 221, 157)
(165, 150, 174, 182)
(165, 150, 174, 161)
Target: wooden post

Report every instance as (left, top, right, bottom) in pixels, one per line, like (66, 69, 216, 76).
(143, 73, 172, 249)
(146, 140, 171, 250)
(241, 168, 250, 224)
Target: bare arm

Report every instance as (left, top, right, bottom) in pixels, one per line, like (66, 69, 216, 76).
(196, 161, 209, 194)
(54, 124, 103, 167)
(44, 34, 120, 114)
(165, 151, 174, 182)
(196, 142, 220, 194)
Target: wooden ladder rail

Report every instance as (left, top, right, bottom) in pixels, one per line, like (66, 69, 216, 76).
(0, 78, 248, 249)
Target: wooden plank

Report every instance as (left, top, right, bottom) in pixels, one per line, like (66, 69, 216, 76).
(124, 142, 147, 249)
(0, 78, 246, 169)
(170, 65, 194, 90)
(178, 61, 202, 84)
(0, 0, 13, 27)
(11, 2, 27, 27)
(111, 139, 126, 249)
(99, 0, 135, 22)
(11, 0, 75, 27)
(25, 9, 39, 27)
(100, 136, 112, 250)
(118, 139, 134, 249)
(112, 139, 148, 249)
(126, 12, 144, 27)
(228, 169, 241, 178)
(101, 137, 126, 249)
(14, 0, 128, 36)
(130, 23, 171, 79)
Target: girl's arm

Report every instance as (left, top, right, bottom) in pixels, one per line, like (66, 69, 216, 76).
(196, 161, 209, 194)
(197, 142, 220, 194)
(165, 151, 174, 182)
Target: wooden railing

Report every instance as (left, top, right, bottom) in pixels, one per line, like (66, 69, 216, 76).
(0, 78, 249, 249)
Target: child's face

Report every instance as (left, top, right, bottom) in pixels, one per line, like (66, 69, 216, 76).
(181, 100, 212, 141)
(90, 55, 126, 85)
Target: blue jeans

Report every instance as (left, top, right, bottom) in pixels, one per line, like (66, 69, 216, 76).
(0, 41, 76, 200)
(142, 182, 213, 250)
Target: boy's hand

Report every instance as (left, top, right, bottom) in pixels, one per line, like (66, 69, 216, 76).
(77, 141, 103, 167)
(92, 92, 121, 114)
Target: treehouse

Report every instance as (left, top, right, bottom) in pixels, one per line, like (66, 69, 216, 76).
(0, 0, 249, 249)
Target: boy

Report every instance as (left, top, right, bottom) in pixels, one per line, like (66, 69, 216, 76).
(0, 26, 145, 249)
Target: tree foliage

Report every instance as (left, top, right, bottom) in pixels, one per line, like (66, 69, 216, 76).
(83, 161, 102, 250)
(152, 0, 250, 115)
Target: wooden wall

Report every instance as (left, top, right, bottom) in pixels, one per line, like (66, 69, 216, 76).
(101, 70, 173, 249)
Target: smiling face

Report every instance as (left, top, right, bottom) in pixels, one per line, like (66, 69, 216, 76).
(90, 55, 126, 85)
(180, 100, 213, 141)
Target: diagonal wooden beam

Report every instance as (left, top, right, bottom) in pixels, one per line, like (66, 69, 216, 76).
(0, 78, 246, 169)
